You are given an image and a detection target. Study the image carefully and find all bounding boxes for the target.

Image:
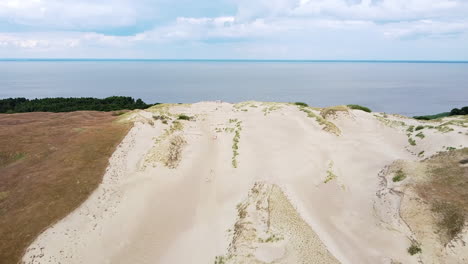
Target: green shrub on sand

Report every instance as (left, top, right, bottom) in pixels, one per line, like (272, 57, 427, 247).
(347, 104, 371, 113)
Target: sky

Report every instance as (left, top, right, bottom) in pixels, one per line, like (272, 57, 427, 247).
(0, 0, 468, 60)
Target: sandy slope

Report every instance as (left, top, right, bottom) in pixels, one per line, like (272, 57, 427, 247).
(22, 102, 467, 264)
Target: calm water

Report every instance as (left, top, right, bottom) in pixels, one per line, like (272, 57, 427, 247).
(1, 60, 467, 116)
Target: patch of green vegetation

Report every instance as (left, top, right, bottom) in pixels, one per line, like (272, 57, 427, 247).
(447, 147, 456, 151)
(418, 151, 425, 157)
(214, 256, 226, 264)
(408, 138, 416, 146)
(415, 132, 425, 139)
(232, 121, 242, 168)
(262, 103, 282, 116)
(0, 191, 8, 202)
(234, 101, 256, 109)
(347, 104, 371, 113)
(392, 169, 406, 182)
(294, 102, 308, 107)
(153, 114, 170, 121)
(436, 125, 454, 133)
(407, 244, 422, 255)
(374, 115, 406, 128)
(298, 106, 341, 136)
(177, 114, 191, 121)
(172, 121, 183, 131)
(324, 161, 337, 183)
(407, 125, 415, 133)
(415, 125, 424, 131)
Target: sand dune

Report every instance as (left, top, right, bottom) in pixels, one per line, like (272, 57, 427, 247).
(22, 102, 468, 264)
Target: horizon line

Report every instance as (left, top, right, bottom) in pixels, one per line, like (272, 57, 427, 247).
(1, 58, 468, 63)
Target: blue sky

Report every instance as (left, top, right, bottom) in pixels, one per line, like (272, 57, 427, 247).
(0, 0, 467, 59)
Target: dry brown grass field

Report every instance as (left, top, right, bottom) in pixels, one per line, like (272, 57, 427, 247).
(0, 111, 130, 264)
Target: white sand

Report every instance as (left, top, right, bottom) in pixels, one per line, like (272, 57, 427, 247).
(22, 102, 468, 264)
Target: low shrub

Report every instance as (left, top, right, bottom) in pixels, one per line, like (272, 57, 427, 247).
(392, 169, 407, 182)
(347, 104, 371, 113)
(178, 114, 191, 121)
(294, 102, 308, 107)
(408, 244, 422, 255)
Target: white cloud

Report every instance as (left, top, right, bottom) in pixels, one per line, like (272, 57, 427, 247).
(0, 0, 467, 58)
(383, 19, 468, 38)
(0, 0, 147, 30)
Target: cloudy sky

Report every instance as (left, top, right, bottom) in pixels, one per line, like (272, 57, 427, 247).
(1, 0, 467, 59)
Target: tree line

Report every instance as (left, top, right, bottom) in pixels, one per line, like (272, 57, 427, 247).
(0, 96, 154, 113)
(414, 106, 468, 120)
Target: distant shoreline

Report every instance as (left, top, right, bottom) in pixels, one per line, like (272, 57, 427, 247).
(1, 59, 468, 63)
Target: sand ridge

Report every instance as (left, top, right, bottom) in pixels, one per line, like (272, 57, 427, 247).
(22, 102, 468, 264)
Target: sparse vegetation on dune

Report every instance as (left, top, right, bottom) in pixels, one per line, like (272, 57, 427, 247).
(320, 105, 349, 119)
(347, 104, 372, 113)
(164, 135, 187, 169)
(324, 161, 337, 184)
(0, 111, 130, 263)
(401, 149, 468, 246)
(231, 120, 242, 168)
(261, 102, 283, 116)
(297, 105, 341, 136)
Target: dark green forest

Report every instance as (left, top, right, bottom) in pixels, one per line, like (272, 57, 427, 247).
(0, 96, 154, 113)
(414, 106, 468, 120)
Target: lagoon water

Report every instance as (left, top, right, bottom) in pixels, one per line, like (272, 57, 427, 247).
(1, 60, 467, 116)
